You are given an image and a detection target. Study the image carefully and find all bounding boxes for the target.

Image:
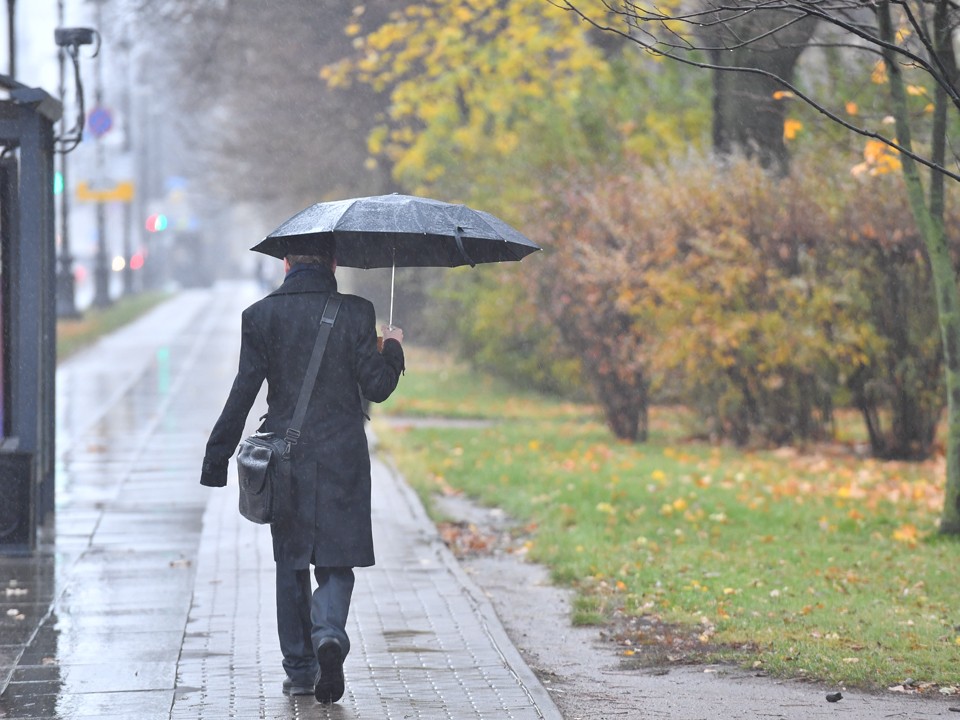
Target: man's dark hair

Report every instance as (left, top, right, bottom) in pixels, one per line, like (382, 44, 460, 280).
(285, 237, 336, 269)
(287, 253, 334, 267)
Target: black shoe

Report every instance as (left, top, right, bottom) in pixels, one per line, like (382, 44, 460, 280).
(314, 640, 345, 703)
(282, 677, 314, 696)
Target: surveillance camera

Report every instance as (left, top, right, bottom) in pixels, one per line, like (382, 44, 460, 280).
(55, 28, 96, 48)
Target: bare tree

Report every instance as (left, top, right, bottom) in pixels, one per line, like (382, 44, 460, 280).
(555, 0, 960, 533)
(128, 0, 400, 207)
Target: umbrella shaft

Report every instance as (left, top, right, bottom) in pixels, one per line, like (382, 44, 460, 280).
(389, 262, 395, 328)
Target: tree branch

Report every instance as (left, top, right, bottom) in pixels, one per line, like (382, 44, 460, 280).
(555, 0, 960, 183)
(566, 0, 960, 105)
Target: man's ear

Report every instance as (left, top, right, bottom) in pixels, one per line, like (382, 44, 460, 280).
(332, 259, 337, 273)
(283, 257, 291, 273)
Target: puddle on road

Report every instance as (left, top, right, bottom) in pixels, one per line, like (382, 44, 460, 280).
(382, 629, 440, 654)
(382, 629, 431, 639)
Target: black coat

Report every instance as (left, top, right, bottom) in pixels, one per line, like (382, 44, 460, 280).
(201, 266, 404, 569)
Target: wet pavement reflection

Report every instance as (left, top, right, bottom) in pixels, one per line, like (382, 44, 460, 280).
(0, 282, 558, 719)
(1, 287, 239, 720)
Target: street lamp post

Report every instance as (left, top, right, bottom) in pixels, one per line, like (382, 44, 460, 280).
(5, 0, 15, 79)
(118, 37, 133, 296)
(56, 0, 80, 318)
(89, 0, 111, 308)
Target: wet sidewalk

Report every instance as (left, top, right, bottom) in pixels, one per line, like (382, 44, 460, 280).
(0, 282, 561, 720)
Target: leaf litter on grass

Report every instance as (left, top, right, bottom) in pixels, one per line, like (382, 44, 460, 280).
(376, 350, 960, 691)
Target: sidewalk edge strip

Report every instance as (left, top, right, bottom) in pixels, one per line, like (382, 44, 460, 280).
(372, 445, 564, 720)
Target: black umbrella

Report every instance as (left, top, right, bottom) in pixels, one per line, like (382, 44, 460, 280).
(252, 194, 541, 325)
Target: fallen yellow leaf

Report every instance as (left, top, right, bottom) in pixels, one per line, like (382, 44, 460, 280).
(892, 523, 919, 545)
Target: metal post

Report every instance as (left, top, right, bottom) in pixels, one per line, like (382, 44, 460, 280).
(0, 155, 17, 438)
(92, 200, 110, 306)
(90, 0, 111, 308)
(122, 198, 132, 294)
(0, 156, 36, 552)
(119, 37, 133, 295)
(56, 0, 80, 318)
(5, 0, 15, 79)
(0, 87, 63, 544)
(18, 95, 58, 526)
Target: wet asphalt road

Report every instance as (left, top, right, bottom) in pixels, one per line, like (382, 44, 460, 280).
(0, 282, 559, 720)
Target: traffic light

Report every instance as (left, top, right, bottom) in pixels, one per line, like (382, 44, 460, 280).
(53, 172, 63, 195)
(145, 213, 168, 232)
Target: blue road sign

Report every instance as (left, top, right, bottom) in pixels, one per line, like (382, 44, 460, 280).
(87, 107, 113, 138)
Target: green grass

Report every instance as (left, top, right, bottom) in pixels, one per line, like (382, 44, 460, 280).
(374, 347, 960, 690)
(382, 348, 591, 423)
(57, 292, 171, 362)
(571, 595, 607, 626)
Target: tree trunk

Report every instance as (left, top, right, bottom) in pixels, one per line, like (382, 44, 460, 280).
(877, 0, 960, 532)
(701, 4, 817, 175)
(710, 51, 793, 174)
(595, 370, 649, 442)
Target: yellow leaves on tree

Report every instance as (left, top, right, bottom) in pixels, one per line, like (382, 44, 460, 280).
(871, 59, 889, 85)
(322, 0, 610, 199)
(851, 139, 902, 177)
(783, 118, 803, 141)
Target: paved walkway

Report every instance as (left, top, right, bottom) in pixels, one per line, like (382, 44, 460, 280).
(0, 282, 561, 720)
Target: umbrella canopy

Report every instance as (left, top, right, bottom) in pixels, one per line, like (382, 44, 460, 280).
(252, 194, 541, 269)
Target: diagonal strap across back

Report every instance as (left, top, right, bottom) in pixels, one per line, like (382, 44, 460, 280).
(284, 293, 343, 451)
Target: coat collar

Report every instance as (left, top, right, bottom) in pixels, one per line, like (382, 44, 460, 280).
(269, 264, 338, 296)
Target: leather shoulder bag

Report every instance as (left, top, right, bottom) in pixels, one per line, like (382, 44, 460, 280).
(236, 293, 342, 524)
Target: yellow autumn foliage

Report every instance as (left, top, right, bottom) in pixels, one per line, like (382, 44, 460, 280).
(320, 3, 714, 251)
(321, 0, 634, 201)
(852, 139, 902, 177)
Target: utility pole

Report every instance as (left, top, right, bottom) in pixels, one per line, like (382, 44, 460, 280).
(118, 37, 133, 296)
(89, 0, 111, 308)
(5, 0, 15, 79)
(56, 0, 80, 318)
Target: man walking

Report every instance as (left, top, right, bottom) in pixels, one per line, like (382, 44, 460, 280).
(200, 243, 404, 703)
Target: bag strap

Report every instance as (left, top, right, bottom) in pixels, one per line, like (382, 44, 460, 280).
(284, 293, 343, 449)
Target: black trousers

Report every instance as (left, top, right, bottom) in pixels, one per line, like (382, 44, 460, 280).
(275, 565, 355, 683)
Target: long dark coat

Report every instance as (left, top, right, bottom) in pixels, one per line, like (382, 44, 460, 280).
(201, 266, 404, 569)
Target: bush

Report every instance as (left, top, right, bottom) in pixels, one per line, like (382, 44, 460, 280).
(429, 267, 583, 398)
(642, 155, 871, 446)
(528, 169, 661, 441)
(525, 151, 960, 456)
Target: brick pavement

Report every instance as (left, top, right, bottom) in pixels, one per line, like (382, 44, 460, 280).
(0, 282, 561, 720)
(173, 450, 558, 719)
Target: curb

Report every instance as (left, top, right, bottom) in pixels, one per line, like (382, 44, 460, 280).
(370, 424, 564, 720)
